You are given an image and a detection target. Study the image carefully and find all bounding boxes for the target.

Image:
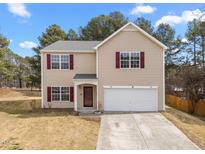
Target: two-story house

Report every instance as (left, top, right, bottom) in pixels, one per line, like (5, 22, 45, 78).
(40, 22, 167, 112)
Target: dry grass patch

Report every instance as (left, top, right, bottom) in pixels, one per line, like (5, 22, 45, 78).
(0, 88, 41, 101)
(162, 106, 205, 149)
(0, 88, 100, 149)
(0, 111, 100, 150)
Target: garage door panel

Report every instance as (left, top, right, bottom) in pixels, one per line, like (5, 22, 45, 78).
(104, 88, 157, 111)
(104, 89, 128, 110)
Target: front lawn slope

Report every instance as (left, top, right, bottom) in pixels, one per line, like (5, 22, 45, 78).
(162, 106, 205, 149)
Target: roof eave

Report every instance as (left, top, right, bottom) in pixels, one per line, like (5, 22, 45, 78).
(40, 49, 96, 53)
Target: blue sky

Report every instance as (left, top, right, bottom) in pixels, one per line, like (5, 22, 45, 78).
(0, 3, 204, 57)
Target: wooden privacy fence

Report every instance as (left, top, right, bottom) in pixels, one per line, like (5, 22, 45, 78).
(166, 95, 205, 116)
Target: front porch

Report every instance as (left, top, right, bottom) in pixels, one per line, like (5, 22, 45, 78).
(73, 74, 98, 112)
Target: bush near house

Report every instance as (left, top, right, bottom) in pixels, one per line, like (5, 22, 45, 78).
(166, 95, 205, 116)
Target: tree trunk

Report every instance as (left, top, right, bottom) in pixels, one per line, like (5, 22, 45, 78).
(194, 36, 196, 65)
(191, 101, 196, 114)
(203, 67, 205, 99)
(202, 37, 205, 97)
(202, 36, 205, 67)
(194, 19, 197, 65)
(31, 81, 33, 91)
(19, 78, 22, 88)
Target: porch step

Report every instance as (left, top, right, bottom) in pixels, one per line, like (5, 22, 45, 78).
(79, 110, 102, 116)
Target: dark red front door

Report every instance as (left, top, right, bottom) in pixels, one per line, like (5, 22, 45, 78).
(83, 87, 93, 107)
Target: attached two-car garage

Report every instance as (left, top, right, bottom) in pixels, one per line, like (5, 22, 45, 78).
(104, 87, 158, 112)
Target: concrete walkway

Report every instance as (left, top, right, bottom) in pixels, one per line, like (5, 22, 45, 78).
(97, 113, 199, 150)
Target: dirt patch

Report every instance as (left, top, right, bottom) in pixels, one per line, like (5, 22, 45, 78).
(162, 106, 205, 149)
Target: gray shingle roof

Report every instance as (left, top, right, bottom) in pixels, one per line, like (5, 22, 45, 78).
(73, 74, 97, 79)
(41, 40, 101, 51)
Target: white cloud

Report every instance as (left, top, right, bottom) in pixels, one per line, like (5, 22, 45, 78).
(182, 38, 188, 43)
(19, 41, 37, 49)
(181, 9, 205, 22)
(155, 15, 182, 26)
(130, 4, 156, 15)
(155, 9, 205, 26)
(7, 3, 31, 18)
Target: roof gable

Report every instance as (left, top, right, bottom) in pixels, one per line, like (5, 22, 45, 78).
(40, 22, 167, 53)
(94, 22, 167, 50)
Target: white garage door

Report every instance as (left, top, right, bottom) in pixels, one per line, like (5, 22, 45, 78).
(104, 88, 158, 111)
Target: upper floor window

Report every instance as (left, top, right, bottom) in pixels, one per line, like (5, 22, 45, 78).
(120, 52, 140, 68)
(51, 54, 69, 69)
(51, 55, 60, 69)
(61, 55, 69, 69)
(131, 52, 140, 68)
(120, 53, 129, 68)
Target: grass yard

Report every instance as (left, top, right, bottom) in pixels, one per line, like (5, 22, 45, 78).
(0, 88, 100, 150)
(162, 106, 205, 149)
(0, 88, 41, 101)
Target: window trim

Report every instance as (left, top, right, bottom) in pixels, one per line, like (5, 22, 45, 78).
(51, 86, 70, 103)
(61, 87, 70, 101)
(51, 54, 60, 70)
(120, 52, 130, 69)
(61, 54, 70, 70)
(51, 87, 61, 102)
(120, 51, 141, 69)
(51, 54, 70, 70)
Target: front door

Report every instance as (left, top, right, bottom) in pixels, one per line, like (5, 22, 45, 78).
(83, 87, 93, 107)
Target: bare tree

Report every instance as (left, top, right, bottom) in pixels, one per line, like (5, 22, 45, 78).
(179, 65, 204, 113)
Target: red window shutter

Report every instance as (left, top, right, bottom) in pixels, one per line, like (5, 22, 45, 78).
(70, 87, 74, 102)
(47, 87, 51, 102)
(47, 54, 51, 69)
(116, 52, 120, 69)
(140, 52, 145, 68)
(70, 55, 74, 70)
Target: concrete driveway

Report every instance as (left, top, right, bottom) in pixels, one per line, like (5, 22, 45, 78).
(97, 113, 199, 150)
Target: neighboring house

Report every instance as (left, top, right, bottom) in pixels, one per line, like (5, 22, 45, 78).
(40, 22, 167, 112)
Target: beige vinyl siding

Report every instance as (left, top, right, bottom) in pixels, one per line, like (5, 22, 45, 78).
(97, 24, 164, 111)
(42, 52, 96, 108)
(42, 23, 164, 111)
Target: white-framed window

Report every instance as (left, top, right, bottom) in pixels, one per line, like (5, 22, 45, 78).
(61, 55, 69, 69)
(51, 86, 70, 102)
(61, 87, 70, 101)
(120, 53, 130, 68)
(131, 52, 140, 68)
(51, 54, 69, 69)
(120, 52, 140, 68)
(51, 55, 60, 69)
(52, 87, 60, 101)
